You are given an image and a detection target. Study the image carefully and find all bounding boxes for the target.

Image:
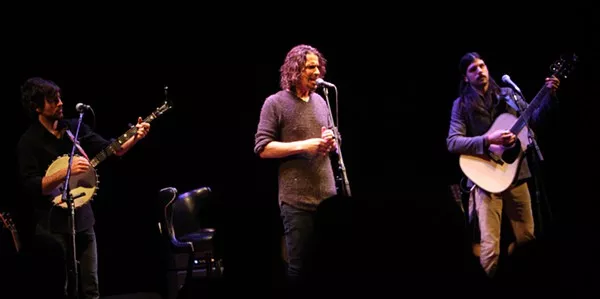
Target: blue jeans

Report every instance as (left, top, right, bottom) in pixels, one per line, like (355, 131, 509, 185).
(280, 202, 317, 283)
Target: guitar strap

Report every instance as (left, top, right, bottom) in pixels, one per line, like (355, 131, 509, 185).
(505, 96, 521, 112)
(498, 89, 522, 113)
(65, 129, 90, 161)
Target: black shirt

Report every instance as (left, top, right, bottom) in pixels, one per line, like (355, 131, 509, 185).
(16, 118, 111, 233)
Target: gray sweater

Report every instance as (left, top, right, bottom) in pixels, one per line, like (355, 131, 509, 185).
(254, 90, 337, 211)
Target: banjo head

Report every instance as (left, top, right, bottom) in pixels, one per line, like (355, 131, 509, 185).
(46, 154, 98, 209)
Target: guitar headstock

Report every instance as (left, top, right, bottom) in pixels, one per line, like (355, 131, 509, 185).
(153, 85, 174, 117)
(137, 99, 173, 126)
(0, 212, 17, 232)
(153, 100, 173, 118)
(550, 53, 578, 80)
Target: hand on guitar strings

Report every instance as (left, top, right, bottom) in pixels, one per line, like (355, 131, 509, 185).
(486, 129, 516, 146)
(70, 156, 91, 176)
(134, 117, 151, 140)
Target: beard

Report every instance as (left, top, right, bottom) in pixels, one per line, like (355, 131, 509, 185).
(53, 110, 64, 120)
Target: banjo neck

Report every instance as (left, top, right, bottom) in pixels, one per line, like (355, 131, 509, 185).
(89, 101, 172, 168)
(88, 121, 142, 168)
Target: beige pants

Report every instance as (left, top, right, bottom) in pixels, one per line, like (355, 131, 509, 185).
(469, 182, 535, 277)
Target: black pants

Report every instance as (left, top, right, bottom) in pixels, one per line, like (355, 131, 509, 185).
(32, 225, 99, 299)
(280, 202, 317, 285)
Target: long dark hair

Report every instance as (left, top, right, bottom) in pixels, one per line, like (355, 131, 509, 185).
(457, 52, 501, 112)
(279, 44, 327, 91)
(20, 77, 61, 120)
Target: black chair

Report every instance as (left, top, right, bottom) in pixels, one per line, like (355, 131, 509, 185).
(158, 186, 221, 298)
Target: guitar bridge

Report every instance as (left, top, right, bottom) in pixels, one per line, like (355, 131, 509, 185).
(489, 153, 504, 165)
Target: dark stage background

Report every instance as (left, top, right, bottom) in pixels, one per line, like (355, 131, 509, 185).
(1, 13, 597, 297)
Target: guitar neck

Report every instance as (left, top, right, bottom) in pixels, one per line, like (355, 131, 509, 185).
(509, 85, 551, 135)
(89, 113, 158, 168)
(0, 212, 20, 252)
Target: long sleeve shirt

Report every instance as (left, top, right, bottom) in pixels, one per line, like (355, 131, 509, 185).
(16, 119, 110, 233)
(254, 90, 337, 211)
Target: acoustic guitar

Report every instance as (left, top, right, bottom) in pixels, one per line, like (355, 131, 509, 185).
(459, 54, 577, 193)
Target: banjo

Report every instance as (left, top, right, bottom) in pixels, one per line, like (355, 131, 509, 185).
(46, 100, 173, 209)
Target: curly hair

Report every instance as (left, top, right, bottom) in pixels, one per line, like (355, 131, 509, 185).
(279, 44, 327, 91)
(20, 77, 61, 120)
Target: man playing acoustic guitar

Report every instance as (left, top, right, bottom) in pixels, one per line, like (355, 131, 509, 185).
(446, 52, 560, 278)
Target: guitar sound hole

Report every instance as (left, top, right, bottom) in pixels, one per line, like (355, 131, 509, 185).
(502, 139, 521, 163)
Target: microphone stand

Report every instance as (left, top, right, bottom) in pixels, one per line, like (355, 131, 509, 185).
(511, 91, 552, 237)
(62, 110, 85, 299)
(321, 84, 352, 198)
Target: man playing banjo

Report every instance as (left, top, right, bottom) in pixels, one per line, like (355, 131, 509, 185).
(16, 77, 150, 299)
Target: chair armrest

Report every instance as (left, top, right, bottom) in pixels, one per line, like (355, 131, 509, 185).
(170, 238, 194, 252)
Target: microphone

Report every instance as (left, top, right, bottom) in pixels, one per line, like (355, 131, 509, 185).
(316, 78, 336, 88)
(501, 74, 522, 94)
(75, 103, 91, 112)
